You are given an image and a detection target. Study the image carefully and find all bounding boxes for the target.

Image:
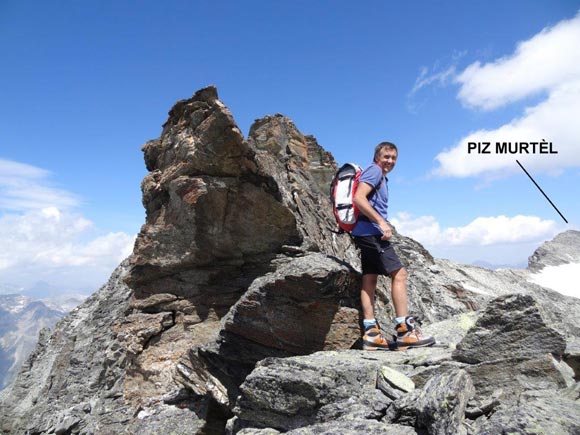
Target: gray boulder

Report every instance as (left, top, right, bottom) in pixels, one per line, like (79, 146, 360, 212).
(385, 369, 474, 435)
(377, 365, 416, 400)
(465, 353, 574, 401)
(232, 348, 454, 432)
(473, 390, 580, 434)
(451, 293, 575, 405)
(286, 420, 417, 434)
(222, 254, 361, 355)
(453, 293, 566, 364)
(234, 350, 385, 431)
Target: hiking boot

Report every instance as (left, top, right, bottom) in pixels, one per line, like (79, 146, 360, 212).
(396, 316, 435, 349)
(362, 326, 396, 351)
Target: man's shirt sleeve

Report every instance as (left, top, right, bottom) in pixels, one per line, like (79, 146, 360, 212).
(359, 164, 382, 190)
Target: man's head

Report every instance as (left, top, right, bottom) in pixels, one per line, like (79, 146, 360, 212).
(373, 141, 398, 162)
(373, 141, 398, 174)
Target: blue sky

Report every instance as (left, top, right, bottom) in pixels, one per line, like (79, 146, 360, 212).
(1, 1, 579, 294)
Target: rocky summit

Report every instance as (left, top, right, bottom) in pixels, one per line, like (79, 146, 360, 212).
(1, 86, 579, 434)
(528, 229, 580, 272)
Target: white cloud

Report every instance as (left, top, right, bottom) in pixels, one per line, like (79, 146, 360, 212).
(391, 212, 559, 247)
(0, 158, 135, 293)
(391, 212, 562, 267)
(433, 78, 580, 178)
(529, 262, 580, 299)
(0, 158, 80, 211)
(0, 208, 135, 292)
(411, 65, 457, 95)
(407, 51, 467, 113)
(433, 12, 580, 179)
(456, 13, 580, 110)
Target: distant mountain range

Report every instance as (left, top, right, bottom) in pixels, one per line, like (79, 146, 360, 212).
(0, 293, 87, 390)
(471, 259, 527, 270)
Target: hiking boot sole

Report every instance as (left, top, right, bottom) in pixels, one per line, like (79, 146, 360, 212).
(362, 340, 397, 351)
(396, 340, 436, 351)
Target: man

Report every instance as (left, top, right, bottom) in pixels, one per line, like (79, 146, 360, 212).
(352, 141, 435, 351)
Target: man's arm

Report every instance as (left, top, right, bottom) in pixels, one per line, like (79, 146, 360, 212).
(354, 182, 392, 240)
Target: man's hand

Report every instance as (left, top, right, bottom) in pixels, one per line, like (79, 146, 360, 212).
(379, 220, 392, 240)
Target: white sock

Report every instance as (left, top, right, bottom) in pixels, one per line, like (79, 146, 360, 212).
(363, 318, 377, 330)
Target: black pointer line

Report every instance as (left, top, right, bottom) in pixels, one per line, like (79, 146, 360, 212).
(516, 160, 568, 224)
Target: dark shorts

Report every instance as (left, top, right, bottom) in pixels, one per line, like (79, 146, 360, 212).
(353, 235, 403, 276)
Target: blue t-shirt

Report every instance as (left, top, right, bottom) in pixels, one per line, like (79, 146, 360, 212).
(351, 164, 389, 236)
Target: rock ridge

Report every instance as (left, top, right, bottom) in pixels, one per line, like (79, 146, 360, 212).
(528, 229, 580, 271)
(1, 86, 579, 434)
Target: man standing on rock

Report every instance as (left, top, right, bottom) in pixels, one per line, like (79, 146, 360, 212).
(352, 141, 435, 350)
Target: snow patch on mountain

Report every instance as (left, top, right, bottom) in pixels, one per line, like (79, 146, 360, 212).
(529, 262, 580, 299)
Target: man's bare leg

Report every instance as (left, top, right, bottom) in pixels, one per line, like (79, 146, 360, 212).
(390, 267, 408, 318)
(362, 269, 408, 320)
(361, 274, 378, 320)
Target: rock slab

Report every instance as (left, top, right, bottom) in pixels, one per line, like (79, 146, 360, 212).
(453, 293, 566, 364)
